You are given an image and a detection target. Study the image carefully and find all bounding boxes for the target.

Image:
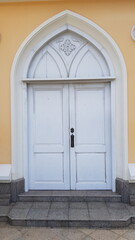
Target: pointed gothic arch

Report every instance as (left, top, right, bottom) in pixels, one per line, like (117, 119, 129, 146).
(11, 10, 128, 191)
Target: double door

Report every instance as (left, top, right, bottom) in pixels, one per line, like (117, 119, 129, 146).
(28, 83, 111, 190)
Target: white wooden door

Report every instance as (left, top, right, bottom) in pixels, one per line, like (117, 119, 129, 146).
(28, 83, 111, 190)
(70, 83, 111, 189)
(28, 84, 70, 189)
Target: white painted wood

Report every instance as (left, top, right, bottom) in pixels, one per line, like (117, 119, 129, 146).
(28, 84, 70, 189)
(27, 32, 110, 79)
(22, 76, 116, 83)
(70, 83, 111, 189)
(28, 83, 111, 190)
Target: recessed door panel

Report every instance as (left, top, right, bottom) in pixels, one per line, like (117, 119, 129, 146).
(75, 89, 105, 144)
(34, 89, 63, 144)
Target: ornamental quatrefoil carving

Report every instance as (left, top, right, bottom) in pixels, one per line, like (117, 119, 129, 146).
(60, 39, 76, 56)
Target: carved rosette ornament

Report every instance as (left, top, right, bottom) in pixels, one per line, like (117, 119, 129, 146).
(60, 39, 76, 56)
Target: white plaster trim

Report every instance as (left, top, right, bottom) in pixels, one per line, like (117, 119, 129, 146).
(10, 10, 128, 192)
(131, 26, 135, 40)
(22, 77, 116, 83)
(0, 164, 11, 181)
(129, 164, 135, 182)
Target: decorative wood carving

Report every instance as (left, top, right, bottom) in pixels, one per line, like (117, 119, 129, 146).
(59, 39, 76, 56)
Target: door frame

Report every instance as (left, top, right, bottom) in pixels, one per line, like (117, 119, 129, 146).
(26, 78, 115, 191)
(10, 10, 128, 192)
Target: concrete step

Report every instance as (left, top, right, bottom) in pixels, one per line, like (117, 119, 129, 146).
(18, 190, 122, 202)
(0, 194, 11, 206)
(1, 201, 135, 228)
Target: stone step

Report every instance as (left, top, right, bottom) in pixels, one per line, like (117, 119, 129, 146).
(1, 201, 135, 228)
(0, 194, 11, 206)
(18, 190, 122, 202)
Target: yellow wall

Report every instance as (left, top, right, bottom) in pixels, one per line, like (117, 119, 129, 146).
(0, 0, 135, 164)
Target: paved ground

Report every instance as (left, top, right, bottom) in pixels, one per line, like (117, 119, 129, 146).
(0, 222, 135, 240)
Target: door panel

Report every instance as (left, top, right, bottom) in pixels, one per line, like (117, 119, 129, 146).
(76, 153, 106, 182)
(75, 88, 105, 144)
(70, 83, 111, 189)
(28, 84, 70, 189)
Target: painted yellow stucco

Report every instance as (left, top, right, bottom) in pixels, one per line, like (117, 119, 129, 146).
(0, 0, 135, 164)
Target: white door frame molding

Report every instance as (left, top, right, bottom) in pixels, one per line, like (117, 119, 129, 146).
(10, 10, 128, 191)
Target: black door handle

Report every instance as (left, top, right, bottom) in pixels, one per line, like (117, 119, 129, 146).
(71, 134, 74, 148)
(71, 128, 74, 148)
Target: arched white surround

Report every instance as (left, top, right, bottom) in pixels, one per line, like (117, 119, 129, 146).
(11, 10, 128, 191)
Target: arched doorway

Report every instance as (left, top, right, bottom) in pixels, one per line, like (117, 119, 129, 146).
(11, 10, 128, 191)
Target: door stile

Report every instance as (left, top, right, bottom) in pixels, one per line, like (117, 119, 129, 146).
(104, 83, 112, 188)
(69, 84, 76, 189)
(63, 84, 70, 189)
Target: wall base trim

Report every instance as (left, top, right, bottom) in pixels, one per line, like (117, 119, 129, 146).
(0, 178, 24, 204)
(128, 163, 135, 181)
(116, 178, 135, 205)
(0, 164, 11, 181)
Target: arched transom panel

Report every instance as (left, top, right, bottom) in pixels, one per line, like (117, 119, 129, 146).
(27, 31, 110, 78)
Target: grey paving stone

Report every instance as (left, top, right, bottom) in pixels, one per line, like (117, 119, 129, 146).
(0, 216, 8, 222)
(32, 202, 51, 209)
(89, 220, 130, 228)
(106, 202, 126, 209)
(69, 221, 90, 228)
(89, 208, 110, 220)
(26, 208, 49, 220)
(69, 202, 88, 209)
(107, 209, 130, 220)
(125, 204, 135, 215)
(9, 219, 27, 227)
(8, 208, 29, 220)
(106, 202, 130, 220)
(13, 202, 33, 209)
(48, 209, 68, 220)
(50, 201, 69, 209)
(88, 202, 107, 209)
(69, 208, 89, 220)
(18, 190, 122, 203)
(0, 206, 12, 216)
(26, 220, 48, 227)
(48, 220, 69, 228)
